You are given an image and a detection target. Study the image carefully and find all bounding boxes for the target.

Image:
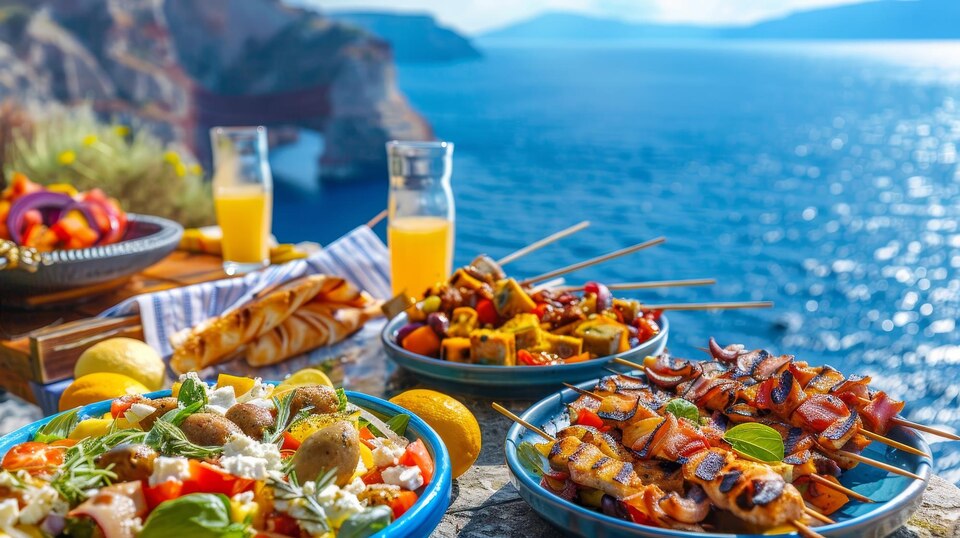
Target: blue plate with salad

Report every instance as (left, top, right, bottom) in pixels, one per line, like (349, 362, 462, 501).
(504, 373, 931, 538)
(0, 375, 452, 538)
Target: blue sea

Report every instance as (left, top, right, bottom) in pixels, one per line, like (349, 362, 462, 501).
(272, 41, 960, 482)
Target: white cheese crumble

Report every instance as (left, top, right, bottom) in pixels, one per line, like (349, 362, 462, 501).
(19, 484, 65, 525)
(124, 402, 157, 423)
(219, 435, 283, 480)
(205, 386, 237, 415)
(314, 483, 365, 527)
(371, 442, 405, 468)
(149, 456, 192, 486)
(0, 498, 19, 528)
(237, 378, 272, 403)
(381, 465, 423, 491)
(245, 398, 276, 410)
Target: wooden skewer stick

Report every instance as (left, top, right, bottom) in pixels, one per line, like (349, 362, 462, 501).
(855, 397, 960, 441)
(612, 356, 920, 480)
(562, 382, 603, 399)
(803, 505, 835, 525)
(807, 474, 875, 503)
(366, 209, 388, 228)
(497, 220, 591, 266)
(559, 278, 717, 293)
(833, 449, 923, 481)
(493, 402, 827, 537)
(521, 236, 666, 285)
(859, 429, 928, 458)
(641, 301, 774, 311)
(492, 403, 554, 442)
(793, 519, 827, 538)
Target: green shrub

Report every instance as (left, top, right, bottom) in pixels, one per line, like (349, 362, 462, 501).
(4, 106, 214, 227)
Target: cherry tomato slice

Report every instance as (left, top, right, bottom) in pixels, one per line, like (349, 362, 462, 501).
(389, 490, 419, 519)
(1, 442, 65, 473)
(399, 439, 434, 484)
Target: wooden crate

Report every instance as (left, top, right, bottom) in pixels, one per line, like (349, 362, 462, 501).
(0, 251, 233, 399)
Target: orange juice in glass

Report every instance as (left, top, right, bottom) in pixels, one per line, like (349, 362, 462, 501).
(386, 141, 455, 298)
(211, 126, 273, 275)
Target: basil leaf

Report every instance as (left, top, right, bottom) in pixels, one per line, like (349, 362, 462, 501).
(516, 441, 546, 477)
(336, 388, 349, 412)
(664, 399, 699, 423)
(35, 409, 80, 443)
(722, 423, 785, 462)
(177, 377, 208, 408)
(160, 401, 204, 426)
(140, 493, 248, 538)
(337, 505, 393, 538)
(385, 414, 410, 436)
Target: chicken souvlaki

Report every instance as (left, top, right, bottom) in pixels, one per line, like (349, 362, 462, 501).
(0, 373, 436, 538)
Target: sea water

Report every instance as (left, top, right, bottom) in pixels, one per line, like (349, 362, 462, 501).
(273, 41, 960, 482)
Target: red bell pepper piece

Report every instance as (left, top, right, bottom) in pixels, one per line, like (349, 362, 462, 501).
(388, 490, 419, 519)
(575, 409, 605, 429)
(475, 299, 498, 325)
(399, 438, 434, 484)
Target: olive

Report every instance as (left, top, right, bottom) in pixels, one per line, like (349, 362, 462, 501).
(179, 413, 243, 446)
(292, 421, 359, 486)
(95, 443, 158, 482)
(225, 403, 276, 439)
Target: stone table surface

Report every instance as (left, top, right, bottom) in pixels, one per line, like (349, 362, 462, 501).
(4, 320, 959, 537)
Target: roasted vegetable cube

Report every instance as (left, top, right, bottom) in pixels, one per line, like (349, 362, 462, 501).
(441, 337, 473, 363)
(536, 333, 583, 359)
(499, 313, 542, 350)
(469, 330, 516, 365)
(493, 278, 536, 318)
(573, 317, 630, 357)
(450, 269, 485, 291)
(448, 307, 479, 337)
(612, 299, 642, 325)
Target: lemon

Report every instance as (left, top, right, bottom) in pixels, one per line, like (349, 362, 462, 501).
(68, 418, 113, 440)
(274, 368, 333, 394)
(59, 373, 149, 412)
(389, 389, 481, 478)
(216, 373, 258, 397)
(74, 338, 165, 391)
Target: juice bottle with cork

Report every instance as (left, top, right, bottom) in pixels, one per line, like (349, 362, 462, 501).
(211, 126, 273, 275)
(386, 141, 455, 298)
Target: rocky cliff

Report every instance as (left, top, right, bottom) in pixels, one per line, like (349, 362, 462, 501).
(0, 0, 433, 180)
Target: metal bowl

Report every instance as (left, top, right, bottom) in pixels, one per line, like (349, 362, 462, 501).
(0, 214, 183, 295)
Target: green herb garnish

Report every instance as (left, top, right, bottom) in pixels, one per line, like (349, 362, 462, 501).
(336, 388, 349, 412)
(139, 493, 249, 538)
(516, 441, 547, 477)
(338, 506, 393, 538)
(51, 428, 147, 504)
(34, 408, 80, 443)
(264, 391, 313, 445)
(664, 399, 700, 424)
(269, 469, 339, 533)
(358, 414, 411, 437)
(146, 419, 221, 459)
(722, 423, 785, 462)
(177, 376, 208, 407)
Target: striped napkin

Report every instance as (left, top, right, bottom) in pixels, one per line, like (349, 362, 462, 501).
(102, 225, 391, 357)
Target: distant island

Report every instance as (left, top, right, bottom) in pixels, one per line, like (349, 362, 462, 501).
(481, 0, 960, 42)
(329, 11, 481, 63)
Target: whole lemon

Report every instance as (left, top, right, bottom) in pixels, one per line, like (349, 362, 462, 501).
(59, 373, 149, 412)
(75, 338, 165, 391)
(389, 389, 481, 478)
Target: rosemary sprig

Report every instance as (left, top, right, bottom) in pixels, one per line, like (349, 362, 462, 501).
(264, 391, 312, 445)
(145, 419, 222, 459)
(50, 429, 146, 504)
(268, 468, 339, 533)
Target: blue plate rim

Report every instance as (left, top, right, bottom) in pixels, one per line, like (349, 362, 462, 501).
(0, 383, 453, 538)
(504, 379, 933, 537)
(381, 311, 670, 374)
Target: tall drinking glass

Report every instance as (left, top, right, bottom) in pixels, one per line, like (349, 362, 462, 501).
(387, 141, 455, 298)
(211, 126, 273, 275)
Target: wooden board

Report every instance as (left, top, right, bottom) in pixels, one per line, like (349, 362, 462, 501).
(0, 251, 234, 397)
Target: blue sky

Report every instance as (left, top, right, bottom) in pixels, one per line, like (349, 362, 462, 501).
(293, 0, 872, 33)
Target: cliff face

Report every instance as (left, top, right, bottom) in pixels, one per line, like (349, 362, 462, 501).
(0, 0, 433, 181)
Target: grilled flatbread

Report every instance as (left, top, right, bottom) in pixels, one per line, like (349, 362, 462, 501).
(169, 275, 327, 373)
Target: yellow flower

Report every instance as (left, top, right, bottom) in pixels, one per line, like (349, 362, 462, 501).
(113, 125, 130, 137)
(58, 150, 76, 165)
(82, 134, 97, 147)
(189, 164, 203, 176)
(174, 162, 187, 177)
(163, 151, 181, 165)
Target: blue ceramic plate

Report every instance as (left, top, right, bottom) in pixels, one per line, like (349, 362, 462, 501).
(382, 312, 669, 397)
(505, 379, 932, 538)
(0, 386, 453, 538)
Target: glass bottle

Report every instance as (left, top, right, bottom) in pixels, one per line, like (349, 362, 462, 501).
(386, 141, 455, 298)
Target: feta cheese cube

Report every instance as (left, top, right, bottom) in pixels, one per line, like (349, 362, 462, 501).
(19, 485, 61, 525)
(381, 465, 424, 491)
(205, 386, 237, 415)
(149, 456, 192, 486)
(124, 402, 159, 423)
(0, 498, 19, 528)
(220, 455, 270, 481)
(372, 442, 405, 468)
(219, 435, 283, 480)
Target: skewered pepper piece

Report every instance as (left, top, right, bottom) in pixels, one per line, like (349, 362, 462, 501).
(448, 307, 479, 337)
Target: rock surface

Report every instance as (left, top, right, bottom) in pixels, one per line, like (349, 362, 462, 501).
(0, 0, 433, 180)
